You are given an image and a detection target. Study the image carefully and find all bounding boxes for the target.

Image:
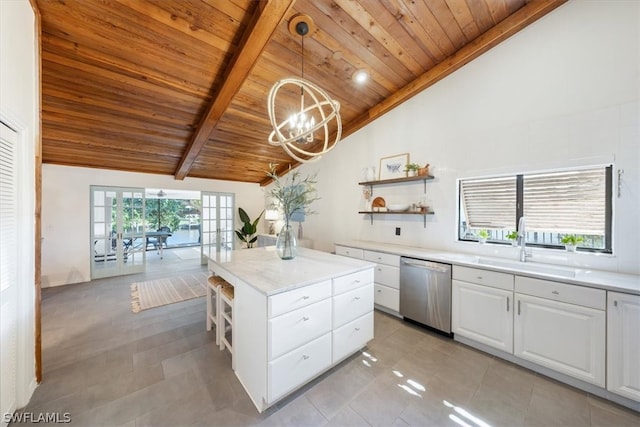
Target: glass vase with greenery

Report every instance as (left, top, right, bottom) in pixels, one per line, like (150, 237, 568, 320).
(266, 164, 319, 259)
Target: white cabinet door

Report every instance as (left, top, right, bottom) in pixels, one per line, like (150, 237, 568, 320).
(332, 312, 374, 363)
(268, 333, 332, 403)
(333, 284, 373, 328)
(373, 264, 400, 289)
(452, 280, 513, 353)
(374, 284, 399, 312)
(268, 299, 332, 360)
(607, 292, 640, 402)
(335, 245, 364, 259)
(515, 293, 605, 387)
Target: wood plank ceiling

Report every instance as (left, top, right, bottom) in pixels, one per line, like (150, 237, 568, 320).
(36, 0, 566, 185)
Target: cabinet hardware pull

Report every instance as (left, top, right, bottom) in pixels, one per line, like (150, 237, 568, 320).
(477, 276, 483, 280)
(614, 300, 618, 307)
(355, 327, 360, 331)
(377, 289, 381, 293)
(302, 316, 309, 321)
(507, 297, 510, 312)
(354, 280, 361, 283)
(552, 291, 559, 295)
(302, 296, 310, 300)
(518, 300, 521, 315)
(355, 297, 361, 300)
(302, 355, 310, 360)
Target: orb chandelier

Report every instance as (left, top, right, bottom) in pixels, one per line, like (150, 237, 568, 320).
(267, 14, 342, 163)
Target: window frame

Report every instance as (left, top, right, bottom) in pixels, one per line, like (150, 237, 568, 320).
(457, 165, 613, 254)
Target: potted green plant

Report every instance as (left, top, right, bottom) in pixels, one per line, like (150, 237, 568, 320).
(404, 163, 421, 177)
(506, 231, 518, 246)
(234, 207, 263, 248)
(266, 164, 319, 259)
(561, 234, 583, 252)
(477, 229, 489, 244)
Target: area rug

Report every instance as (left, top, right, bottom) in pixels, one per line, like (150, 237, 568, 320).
(173, 247, 202, 260)
(130, 271, 209, 313)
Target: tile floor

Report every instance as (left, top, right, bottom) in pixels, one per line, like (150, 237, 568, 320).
(15, 250, 640, 426)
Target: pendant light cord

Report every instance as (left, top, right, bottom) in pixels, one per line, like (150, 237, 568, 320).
(300, 35, 305, 99)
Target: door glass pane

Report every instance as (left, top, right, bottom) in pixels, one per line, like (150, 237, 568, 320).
(94, 191, 105, 206)
(93, 207, 105, 223)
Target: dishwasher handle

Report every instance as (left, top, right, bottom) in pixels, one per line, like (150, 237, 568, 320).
(401, 259, 450, 274)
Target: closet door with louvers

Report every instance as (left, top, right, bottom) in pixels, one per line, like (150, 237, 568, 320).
(0, 121, 18, 426)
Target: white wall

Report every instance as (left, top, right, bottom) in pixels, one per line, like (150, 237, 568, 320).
(42, 164, 265, 287)
(297, 1, 640, 275)
(0, 0, 38, 408)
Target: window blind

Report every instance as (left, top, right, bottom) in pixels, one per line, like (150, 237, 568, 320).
(460, 176, 516, 229)
(524, 168, 606, 234)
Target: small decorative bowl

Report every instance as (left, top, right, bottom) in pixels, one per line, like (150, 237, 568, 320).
(386, 204, 410, 212)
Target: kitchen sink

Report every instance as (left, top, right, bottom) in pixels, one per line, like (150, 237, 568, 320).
(477, 258, 576, 278)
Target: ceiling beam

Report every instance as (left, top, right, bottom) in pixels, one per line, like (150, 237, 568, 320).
(174, 0, 295, 180)
(341, 0, 568, 140)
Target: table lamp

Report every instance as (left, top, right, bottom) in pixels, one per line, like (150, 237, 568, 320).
(265, 208, 279, 235)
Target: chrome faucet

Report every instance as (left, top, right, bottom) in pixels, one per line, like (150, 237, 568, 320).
(519, 216, 531, 262)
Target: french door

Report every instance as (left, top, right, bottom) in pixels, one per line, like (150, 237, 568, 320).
(201, 192, 235, 261)
(91, 186, 146, 279)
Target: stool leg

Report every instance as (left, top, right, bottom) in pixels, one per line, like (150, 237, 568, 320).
(206, 285, 212, 331)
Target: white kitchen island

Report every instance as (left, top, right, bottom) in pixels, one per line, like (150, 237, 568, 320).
(207, 246, 375, 412)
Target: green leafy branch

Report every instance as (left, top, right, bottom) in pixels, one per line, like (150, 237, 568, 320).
(266, 164, 319, 224)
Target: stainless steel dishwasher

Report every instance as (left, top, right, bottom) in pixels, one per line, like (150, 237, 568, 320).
(399, 257, 452, 335)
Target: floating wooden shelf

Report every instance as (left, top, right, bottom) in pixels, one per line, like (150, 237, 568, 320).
(358, 174, 436, 228)
(358, 211, 434, 215)
(358, 210, 435, 227)
(358, 174, 434, 186)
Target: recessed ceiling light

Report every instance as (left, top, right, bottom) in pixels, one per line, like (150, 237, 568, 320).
(353, 69, 368, 84)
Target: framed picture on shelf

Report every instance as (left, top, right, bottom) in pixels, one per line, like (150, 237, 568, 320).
(379, 153, 409, 180)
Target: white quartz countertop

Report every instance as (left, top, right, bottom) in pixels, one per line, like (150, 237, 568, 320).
(208, 246, 375, 296)
(335, 240, 640, 295)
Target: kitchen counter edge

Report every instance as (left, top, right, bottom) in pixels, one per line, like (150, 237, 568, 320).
(335, 240, 640, 295)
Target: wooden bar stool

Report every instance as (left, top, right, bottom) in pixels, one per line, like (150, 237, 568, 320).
(219, 282, 234, 370)
(206, 275, 227, 346)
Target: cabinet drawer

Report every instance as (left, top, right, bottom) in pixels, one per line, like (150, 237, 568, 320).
(333, 284, 373, 328)
(515, 276, 605, 310)
(374, 284, 399, 312)
(269, 299, 331, 360)
(268, 280, 331, 318)
(268, 333, 332, 403)
(335, 245, 364, 259)
(373, 264, 399, 289)
(333, 269, 374, 295)
(364, 250, 400, 267)
(333, 312, 374, 363)
(453, 265, 514, 291)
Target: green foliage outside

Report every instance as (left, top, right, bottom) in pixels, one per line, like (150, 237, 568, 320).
(120, 197, 201, 232)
